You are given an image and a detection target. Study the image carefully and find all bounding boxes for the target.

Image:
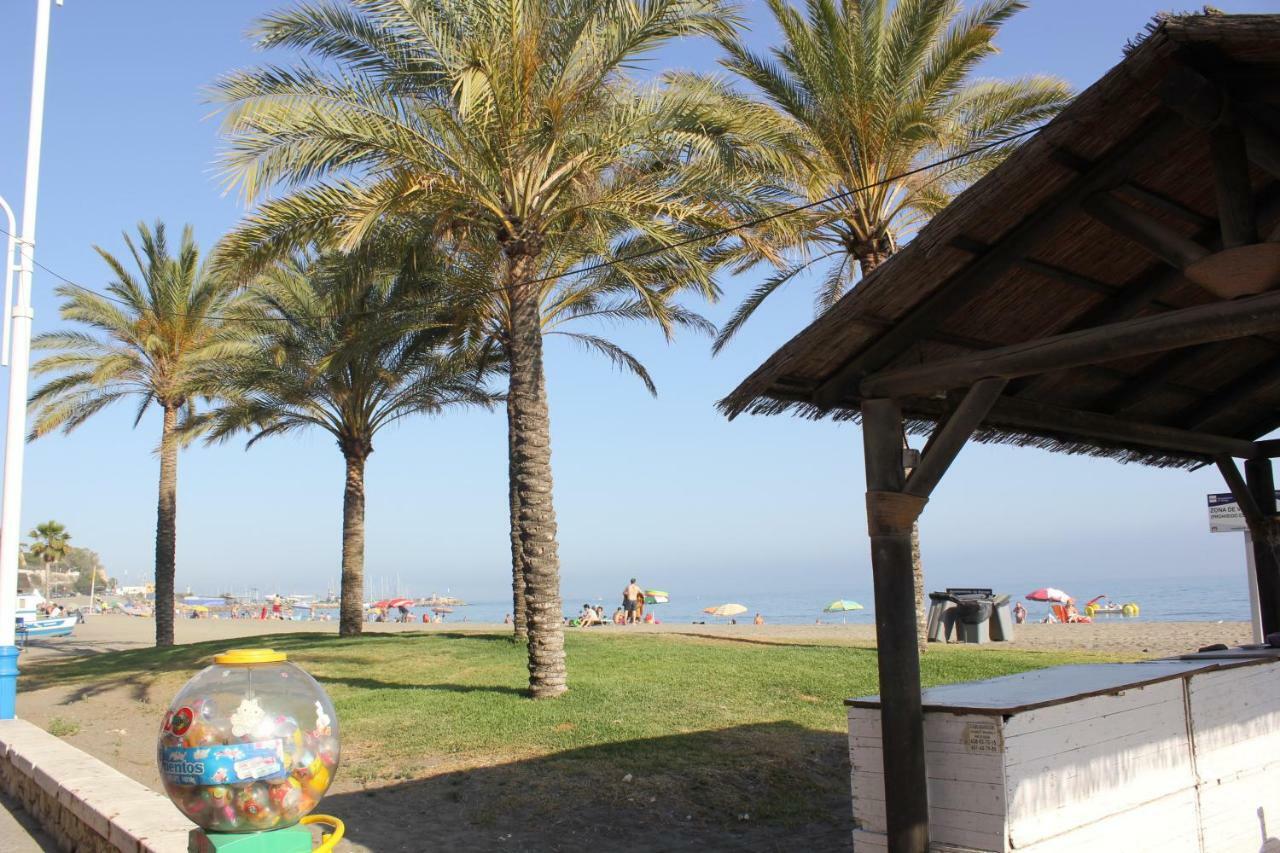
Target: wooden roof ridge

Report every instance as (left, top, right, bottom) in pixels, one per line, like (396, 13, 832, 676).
(719, 11, 1280, 469)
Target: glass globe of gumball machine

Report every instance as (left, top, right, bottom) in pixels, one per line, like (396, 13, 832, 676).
(158, 649, 345, 852)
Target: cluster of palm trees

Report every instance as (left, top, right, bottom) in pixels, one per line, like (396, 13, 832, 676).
(26, 0, 1069, 696)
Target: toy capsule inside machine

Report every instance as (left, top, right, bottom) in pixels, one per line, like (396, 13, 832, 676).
(158, 648, 345, 850)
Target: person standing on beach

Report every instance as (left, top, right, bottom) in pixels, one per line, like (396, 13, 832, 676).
(623, 578, 640, 624)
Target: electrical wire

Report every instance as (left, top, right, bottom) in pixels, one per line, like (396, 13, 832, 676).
(0, 125, 1040, 324)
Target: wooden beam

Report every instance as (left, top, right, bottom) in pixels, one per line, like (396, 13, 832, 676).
(810, 113, 1187, 408)
(1242, 110, 1280, 180)
(1018, 259, 1116, 297)
(1216, 455, 1265, 529)
(1099, 345, 1211, 413)
(860, 399, 930, 853)
(980, 397, 1257, 460)
(1179, 358, 1280, 430)
(904, 379, 1007, 499)
(1255, 439, 1280, 459)
(1082, 192, 1210, 269)
(859, 290, 1280, 399)
(1210, 118, 1259, 247)
(1161, 62, 1280, 178)
(1012, 183, 1280, 401)
(1116, 183, 1214, 229)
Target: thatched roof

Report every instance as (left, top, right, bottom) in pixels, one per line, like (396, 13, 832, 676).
(721, 13, 1280, 469)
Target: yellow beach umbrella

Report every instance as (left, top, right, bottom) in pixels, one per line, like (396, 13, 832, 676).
(703, 603, 747, 618)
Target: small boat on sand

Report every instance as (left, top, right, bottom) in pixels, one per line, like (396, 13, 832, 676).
(15, 591, 78, 642)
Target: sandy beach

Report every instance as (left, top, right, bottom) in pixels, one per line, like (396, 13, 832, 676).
(8, 613, 1255, 851)
(17, 611, 1254, 667)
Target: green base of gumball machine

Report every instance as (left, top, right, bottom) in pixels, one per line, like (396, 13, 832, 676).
(189, 826, 314, 853)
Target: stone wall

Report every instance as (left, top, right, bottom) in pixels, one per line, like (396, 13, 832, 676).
(0, 718, 190, 853)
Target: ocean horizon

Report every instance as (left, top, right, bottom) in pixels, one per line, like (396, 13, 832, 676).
(310, 574, 1256, 626)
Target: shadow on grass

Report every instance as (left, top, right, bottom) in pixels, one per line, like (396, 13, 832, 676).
(18, 632, 411, 691)
(314, 676, 525, 696)
(326, 722, 851, 853)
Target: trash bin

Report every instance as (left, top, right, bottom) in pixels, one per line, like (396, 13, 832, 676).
(926, 592, 958, 642)
(990, 594, 1014, 642)
(953, 596, 993, 644)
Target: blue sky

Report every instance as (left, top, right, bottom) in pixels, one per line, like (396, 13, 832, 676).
(0, 0, 1274, 603)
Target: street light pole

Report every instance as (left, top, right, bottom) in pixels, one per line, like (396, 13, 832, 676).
(1, 0, 60, 720)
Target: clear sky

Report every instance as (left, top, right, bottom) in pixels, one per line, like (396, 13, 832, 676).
(0, 1, 1274, 603)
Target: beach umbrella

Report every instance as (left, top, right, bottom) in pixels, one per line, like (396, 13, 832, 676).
(703, 603, 747, 618)
(1025, 588, 1071, 603)
(373, 598, 414, 609)
(823, 600, 863, 613)
(430, 606, 454, 614)
(643, 589, 669, 604)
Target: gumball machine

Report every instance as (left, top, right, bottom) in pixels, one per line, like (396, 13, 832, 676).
(158, 649, 344, 852)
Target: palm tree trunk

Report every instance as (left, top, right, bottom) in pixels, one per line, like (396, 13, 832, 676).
(154, 403, 179, 647)
(507, 394, 528, 640)
(857, 251, 927, 653)
(339, 448, 368, 637)
(505, 249, 566, 698)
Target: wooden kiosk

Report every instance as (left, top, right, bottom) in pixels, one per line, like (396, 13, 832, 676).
(722, 13, 1280, 853)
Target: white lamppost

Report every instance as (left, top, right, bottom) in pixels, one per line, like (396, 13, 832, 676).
(1, 0, 61, 720)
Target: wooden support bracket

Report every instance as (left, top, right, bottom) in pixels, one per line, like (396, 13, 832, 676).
(1216, 455, 1265, 530)
(904, 378, 1008, 500)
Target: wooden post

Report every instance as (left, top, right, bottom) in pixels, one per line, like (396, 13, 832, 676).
(1244, 458, 1280, 636)
(862, 398, 929, 853)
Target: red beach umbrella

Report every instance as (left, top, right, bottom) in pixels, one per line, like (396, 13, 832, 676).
(1025, 588, 1071, 603)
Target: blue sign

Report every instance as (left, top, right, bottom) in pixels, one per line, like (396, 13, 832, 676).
(160, 738, 286, 786)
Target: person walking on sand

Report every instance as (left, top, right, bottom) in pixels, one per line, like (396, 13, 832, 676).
(753, 612, 764, 625)
(623, 578, 640, 624)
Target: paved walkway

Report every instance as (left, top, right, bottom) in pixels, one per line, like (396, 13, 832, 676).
(0, 789, 58, 852)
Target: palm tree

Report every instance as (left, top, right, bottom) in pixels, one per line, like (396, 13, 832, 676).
(212, 0, 786, 696)
(27, 521, 70, 600)
(460, 244, 719, 639)
(28, 221, 250, 647)
(715, 0, 1071, 650)
(713, 0, 1072, 349)
(195, 249, 499, 637)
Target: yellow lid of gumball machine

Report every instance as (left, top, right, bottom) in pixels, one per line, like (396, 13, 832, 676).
(213, 648, 287, 665)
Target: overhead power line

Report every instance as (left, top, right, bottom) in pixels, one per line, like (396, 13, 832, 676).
(0, 125, 1041, 324)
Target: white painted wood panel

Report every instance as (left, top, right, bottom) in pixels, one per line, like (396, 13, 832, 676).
(1198, 763, 1280, 853)
(1005, 680, 1196, 848)
(847, 657, 1280, 853)
(1016, 787, 1200, 853)
(1189, 662, 1280, 783)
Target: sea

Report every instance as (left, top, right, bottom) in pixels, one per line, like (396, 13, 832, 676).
(356, 575, 1255, 626)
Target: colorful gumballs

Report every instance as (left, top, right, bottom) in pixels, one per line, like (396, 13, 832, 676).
(268, 776, 304, 816)
(234, 783, 275, 829)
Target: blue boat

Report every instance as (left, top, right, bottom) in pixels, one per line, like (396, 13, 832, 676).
(15, 591, 77, 642)
(17, 617, 77, 639)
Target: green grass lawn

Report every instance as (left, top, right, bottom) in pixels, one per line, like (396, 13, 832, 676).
(22, 632, 1118, 846)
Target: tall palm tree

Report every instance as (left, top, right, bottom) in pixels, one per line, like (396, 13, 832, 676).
(28, 221, 249, 647)
(212, 0, 786, 696)
(715, 0, 1071, 650)
(195, 250, 499, 637)
(459, 243, 718, 639)
(27, 521, 70, 600)
(713, 0, 1072, 349)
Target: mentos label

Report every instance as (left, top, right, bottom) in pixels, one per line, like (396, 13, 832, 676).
(160, 739, 286, 786)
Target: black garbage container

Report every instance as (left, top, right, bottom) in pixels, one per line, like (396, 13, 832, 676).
(926, 592, 958, 642)
(952, 594, 994, 644)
